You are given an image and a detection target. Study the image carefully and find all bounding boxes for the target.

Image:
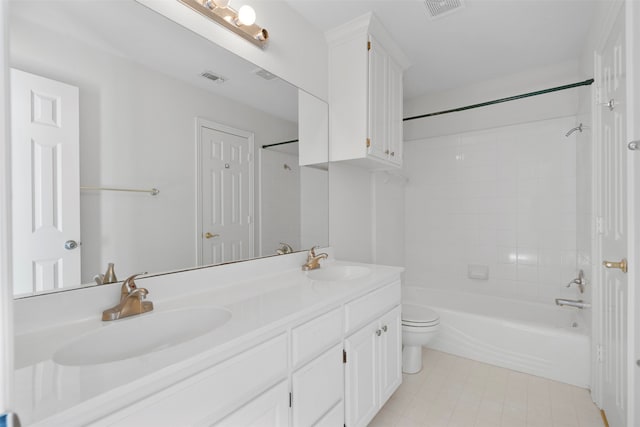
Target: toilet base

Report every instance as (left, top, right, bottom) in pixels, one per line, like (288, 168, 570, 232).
(402, 344, 422, 374)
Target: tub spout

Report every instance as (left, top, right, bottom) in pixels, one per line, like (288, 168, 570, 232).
(555, 298, 591, 309)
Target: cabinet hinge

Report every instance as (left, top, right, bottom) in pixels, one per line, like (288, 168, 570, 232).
(596, 344, 603, 363)
(289, 392, 292, 407)
(343, 350, 347, 364)
(366, 138, 371, 148)
(367, 41, 371, 51)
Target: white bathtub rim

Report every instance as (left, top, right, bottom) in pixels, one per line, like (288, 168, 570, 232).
(403, 285, 590, 336)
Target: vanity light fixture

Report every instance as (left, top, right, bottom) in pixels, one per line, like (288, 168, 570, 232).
(178, 0, 268, 48)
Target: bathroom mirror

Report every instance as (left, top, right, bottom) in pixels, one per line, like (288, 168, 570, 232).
(9, 0, 329, 297)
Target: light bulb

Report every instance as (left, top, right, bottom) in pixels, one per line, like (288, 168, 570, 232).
(237, 5, 256, 26)
(214, 0, 230, 7)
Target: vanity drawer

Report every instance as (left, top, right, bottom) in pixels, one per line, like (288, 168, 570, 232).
(315, 401, 344, 427)
(291, 307, 342, 367)
(97, 334, 287, 426)
(344, 281, 400, 334)
(292, 344, 343, 426)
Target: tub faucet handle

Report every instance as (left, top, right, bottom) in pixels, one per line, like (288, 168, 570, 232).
(566, 270, 585, 293)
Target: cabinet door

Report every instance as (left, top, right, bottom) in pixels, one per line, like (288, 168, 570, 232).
(367, 35, 389, 161)
(387, 59, 403, 166)
(344, 320, 379, 427)
(214, 380, 289, 427)
(378, 305, 402, 405)
(292, 345, 343, 427)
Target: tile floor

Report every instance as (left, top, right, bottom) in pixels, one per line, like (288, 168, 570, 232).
(369, 349, 604, 427)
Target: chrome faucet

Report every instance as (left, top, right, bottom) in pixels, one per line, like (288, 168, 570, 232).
(566, 270, 585, 293)
(102, 273, 153, 321)
(276, 242, 293, 255)
(302, 246, 328, 271)
(555, 298, 591, 309)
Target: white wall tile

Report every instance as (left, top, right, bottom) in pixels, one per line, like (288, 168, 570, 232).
(405, 116, 578, 304)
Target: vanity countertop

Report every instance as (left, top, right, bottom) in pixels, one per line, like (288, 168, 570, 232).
(13, 255, 403, 426)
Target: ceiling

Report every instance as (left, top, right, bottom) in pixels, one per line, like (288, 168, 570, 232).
(10, 0, 600, 118)
(10, 0, 298, 123)
(286, 0, 600, 100)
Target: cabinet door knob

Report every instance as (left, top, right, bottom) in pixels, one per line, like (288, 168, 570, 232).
(385, 150, 389, 155)
(390, 152, 395, 157)
(382, 325, 388, 332)
(375, 329, 382, 336)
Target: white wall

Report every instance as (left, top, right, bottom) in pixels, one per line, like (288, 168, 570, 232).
(136, 0, 328, 101)
(259, 149, 300, 255)
(329, 162, 372, 262)
(404, 60, 584, 140)
(300, 166, 329, 250)
(404, 116, 580, 304)
(372, 172, 404, 267)
(10, 18, 297, 285)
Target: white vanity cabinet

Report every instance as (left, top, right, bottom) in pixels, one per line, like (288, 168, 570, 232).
(214, 381, 289, 427)
(290, 308, 344, 427)
(327, 14, 409, 170)
(19, 260, 404, 427)
(94, 334, 289, 427)
(343, 283, 402, 427)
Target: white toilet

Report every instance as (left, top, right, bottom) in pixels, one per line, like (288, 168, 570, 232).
(401, 303, 440, 374)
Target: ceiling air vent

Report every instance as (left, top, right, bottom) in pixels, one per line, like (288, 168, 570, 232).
(424, 0, 465, 19)
(253, 68, 277, 81)
(201, 71, 226, 83)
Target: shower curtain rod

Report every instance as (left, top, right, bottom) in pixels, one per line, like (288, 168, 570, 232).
(262, 139, 298, 149)
(403, 78, 594, 122)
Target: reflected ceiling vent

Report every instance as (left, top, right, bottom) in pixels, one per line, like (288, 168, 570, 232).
(424, 0, 465, 19)
(201, 71, 226, 83)
(253, 68, 278, 81)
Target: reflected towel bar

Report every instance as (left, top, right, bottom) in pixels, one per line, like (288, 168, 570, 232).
(81, 186, 159, 196)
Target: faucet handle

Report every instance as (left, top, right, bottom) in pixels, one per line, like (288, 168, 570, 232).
(128, 287, 149, 299)
(120, 272, 147, 296)
(309, 246, 318, 257)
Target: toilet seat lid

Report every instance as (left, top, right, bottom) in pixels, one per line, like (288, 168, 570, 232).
(402, 304, 439, 324)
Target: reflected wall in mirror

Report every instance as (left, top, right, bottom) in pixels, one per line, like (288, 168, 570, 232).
(9, 0, 329, 297)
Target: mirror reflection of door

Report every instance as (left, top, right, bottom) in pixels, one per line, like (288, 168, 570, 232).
(10, 69, 81, 296)
(198, 120, 254, 265)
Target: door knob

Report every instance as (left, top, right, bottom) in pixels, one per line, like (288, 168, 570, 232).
(603, 258, 628, 273)
(64, 240, 79, 250)
(204, 232, 219, 239)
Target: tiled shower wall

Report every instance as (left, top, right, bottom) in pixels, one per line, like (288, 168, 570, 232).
(404, 116, 581, 304)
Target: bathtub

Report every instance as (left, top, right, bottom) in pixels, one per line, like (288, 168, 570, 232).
(403, 286, 591, 388)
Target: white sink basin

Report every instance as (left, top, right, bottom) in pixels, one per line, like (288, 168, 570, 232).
(53, 307, 231, 366)
(306, 265, 371, 282)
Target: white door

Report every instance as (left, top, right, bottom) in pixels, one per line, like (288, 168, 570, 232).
(387, 59, 403, 166)
(628, 0, 640, 422)
(198, 120, 253, 265)
(10, 69, 80, 296)
(367, 35, 389, 162)
(344, 321, 378, 427)
(378, 306, 402, 405)
(596, 8, 628, 427)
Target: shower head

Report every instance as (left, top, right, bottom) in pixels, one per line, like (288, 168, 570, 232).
(565, 123, 585, 137)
